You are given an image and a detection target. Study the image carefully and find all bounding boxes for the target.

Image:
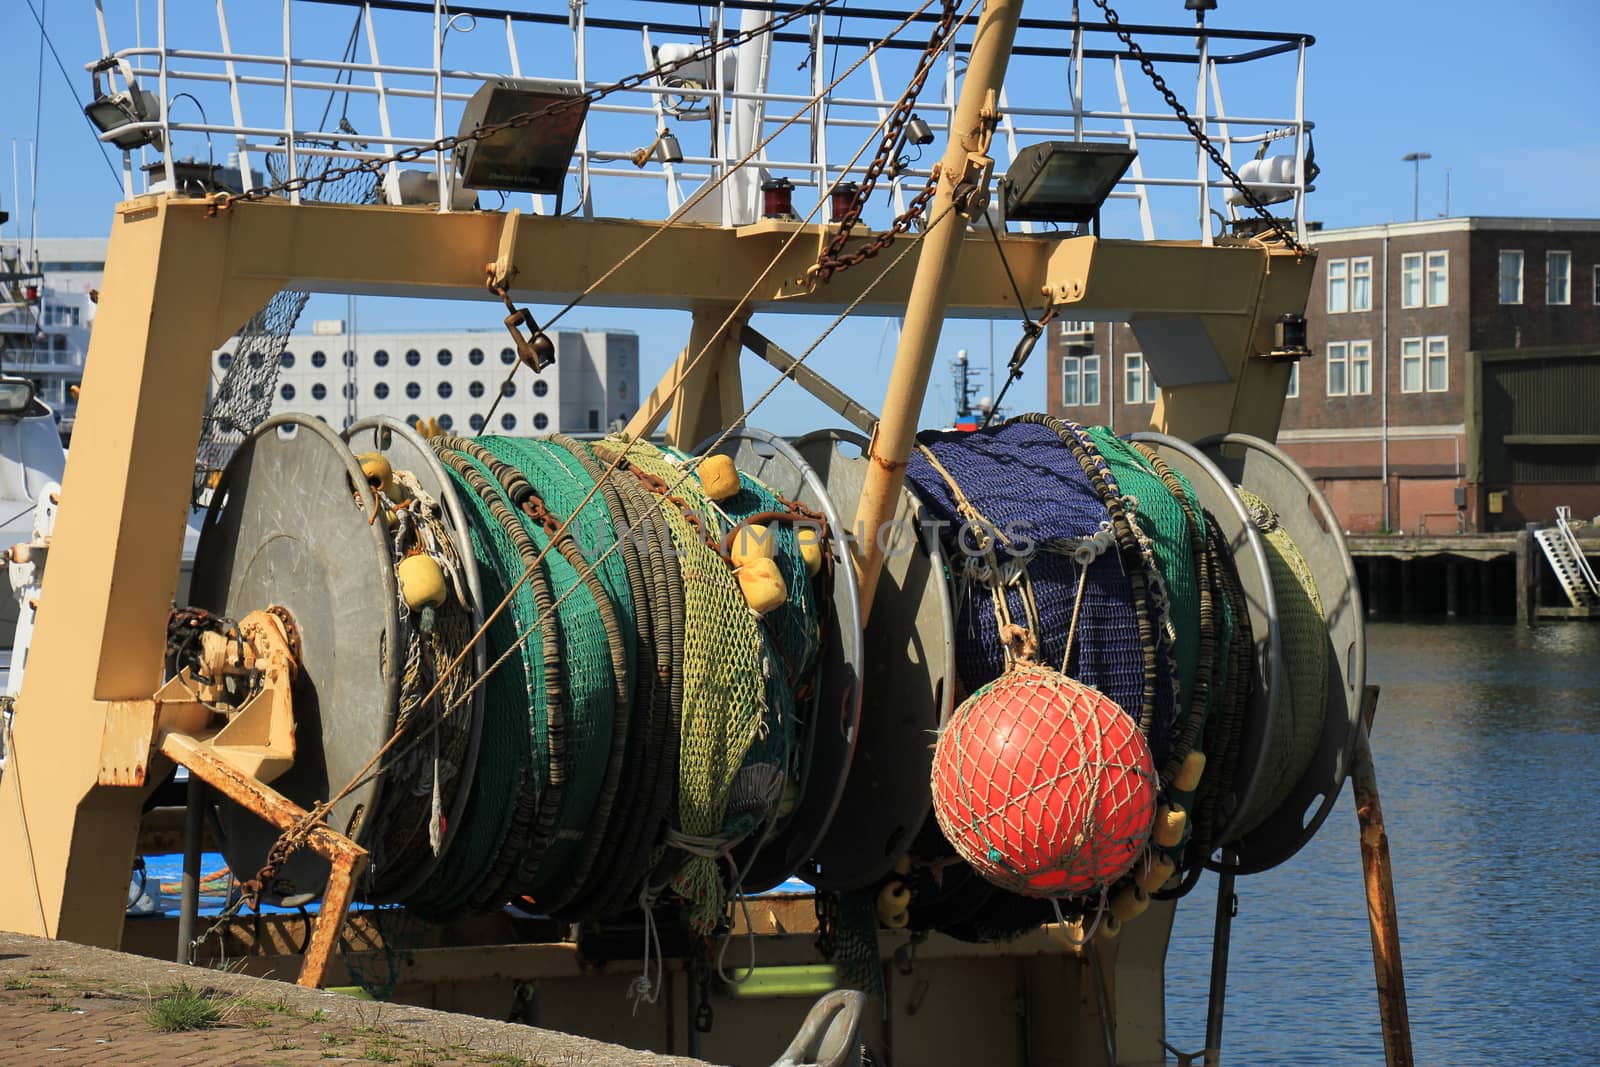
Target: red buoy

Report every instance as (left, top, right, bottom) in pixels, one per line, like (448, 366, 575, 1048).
(931, 664, 1157, 897)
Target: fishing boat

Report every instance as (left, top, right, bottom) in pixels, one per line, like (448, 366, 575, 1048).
(0, 2, 1402, 1064)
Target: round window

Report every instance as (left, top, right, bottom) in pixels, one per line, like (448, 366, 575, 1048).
(501, 412, 517, 431)
(311, 351, 327, 368)
(311, 383, 327, 400)
(437, 348, 453, 367)
(501, 381, 515, 398)
(469, 381, 485, 398)
(437, 381, 453, 399)
(280, 351, 295, 369)
(218, 353, 233, 369)
(405, 349, 421, 367)
(249, 352, 265, 369)
(468, 348, 484, 365)
(405, 382, 421, 400)
(470, 413, 485, 431)
(534, 412, 549, 431)
(500, 347, 516, 365)
(343, 350, 357, 368)
(533, 379, 549, 397)
(280, 383, 295, 401)
(438, 413, 454, 430)
(405, 414, 420, 428)
(342, 382, 356, 400)
(374, 382, 390, 399)
(374, 349, 390, 367)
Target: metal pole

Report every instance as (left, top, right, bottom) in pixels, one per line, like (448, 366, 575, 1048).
(176, 773, 205, 964)
(1354, 686, 1415, 1067)
(1203, 851, 1238, 1067)
(851, 0, 1025, 619)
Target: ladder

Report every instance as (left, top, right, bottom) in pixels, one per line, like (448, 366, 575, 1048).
(1534, 507, 1600, 608)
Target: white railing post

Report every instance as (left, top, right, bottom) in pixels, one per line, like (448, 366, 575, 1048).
(215, 0, 253, 193)
(364, 5, 401, 206)
(1294, 37, 1307, 241)
(158, 0, 176, 193)
(1195, 26, 1210, 244)
(282, 0, 299, 203)
(1113, 57, 1155, 241)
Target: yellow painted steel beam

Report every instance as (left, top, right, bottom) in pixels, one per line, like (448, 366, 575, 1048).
(0, 196, 281, 945)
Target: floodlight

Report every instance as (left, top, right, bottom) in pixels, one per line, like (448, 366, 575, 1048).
(1000, 142, 1135, 225)
(454, 78, 590, 205)
(904, 115, 935, 147)
(0, 378, 37, 416)
(84, 59, 163, 152)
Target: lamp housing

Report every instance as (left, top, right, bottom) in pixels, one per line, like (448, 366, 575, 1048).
(454, 78, 589, 203)
(1000, 141, 1136, 224)
(84, 86, 163, 152)
(1269, 313, 1310, 360)
(904, 115, 935, 147)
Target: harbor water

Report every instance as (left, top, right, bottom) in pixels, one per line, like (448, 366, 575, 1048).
(1164, 620, 1600, 1066)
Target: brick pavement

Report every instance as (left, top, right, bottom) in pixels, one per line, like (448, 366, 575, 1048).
(0, 932, 709, 1066)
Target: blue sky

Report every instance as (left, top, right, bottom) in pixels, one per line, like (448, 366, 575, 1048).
(4, 0, 1596, 430)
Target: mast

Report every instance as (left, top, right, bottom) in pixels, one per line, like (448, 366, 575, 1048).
(850, 0, 1024, 618)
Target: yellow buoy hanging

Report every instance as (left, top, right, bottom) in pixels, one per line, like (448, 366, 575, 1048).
(359, 451, 393, 492)
(698, 454, 741, 502)
(737, 556, 788, 615)
(1110, 884, 1150, 924)
(1154, 803, 1188, 849)
(731, 523, 776, 568)
(795, 525, 823, 576)
(397, 552, 448, 632)
(1135, 852, 1176, 895)
(1096, 912, 1122, 942)
(877, 880, 911, 928)
(1175, 750, 1206, 793)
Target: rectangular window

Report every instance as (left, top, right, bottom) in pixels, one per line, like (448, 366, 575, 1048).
(1425, 251, 1449, 306)
(1425, 336, 1448, 392)
(1285, 361, 1299, 398)
(1326, 342, 1349, 397)
(1327, 258, 1349, 313)
(1062, 356, 1081, 406)
(1082, 354, 1102, 406)
(1499, 250, 1523, 304)
(1351, 257, 1373, 312)
(1059, 320, 1094, 338)
(1400, 337, 1424, 393)
(1400, 253, 1423, 308)
(1593, 264, 1600, 304)
(1547, 251, 1572, 305)
(1349, 340, 1373, 395)
(1123, 353, 1159, 404)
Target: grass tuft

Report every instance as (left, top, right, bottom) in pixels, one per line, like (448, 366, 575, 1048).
(145, 983, 223, 1032)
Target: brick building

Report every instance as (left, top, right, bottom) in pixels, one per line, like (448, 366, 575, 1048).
(1046, 217, 1600, 533)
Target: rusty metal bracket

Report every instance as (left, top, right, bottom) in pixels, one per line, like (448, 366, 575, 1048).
(159, 731, 367, 988)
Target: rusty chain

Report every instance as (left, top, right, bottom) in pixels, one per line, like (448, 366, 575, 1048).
(1089, 0, 1309, 257)
(205, 0, 832, 215)
(811, 0, 962, 283)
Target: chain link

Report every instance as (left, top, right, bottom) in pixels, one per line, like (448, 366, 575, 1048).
(812, 0, 962, 283)
(1088, 0, 1309, 257)
(205, 0, 832, 215)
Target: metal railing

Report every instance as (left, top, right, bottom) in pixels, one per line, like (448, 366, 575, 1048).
(89, 0, 1315, 242)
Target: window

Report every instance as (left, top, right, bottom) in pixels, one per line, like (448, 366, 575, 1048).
(469, 381, 485, 399)
(1326, 342, 1349, 396)
(533, 380, 549, 397)
(311, 350, 327, 368)
(1400, 254, 1423, 308)
(1593, 265, 1600, 305)
(1060, 355, 1102, 406)
(1125, 353, 1160, 404)
(1351, 257, 1373, 311)
(249, 352, 265, 369)
(1547, 251, 1571, 305)
(437, 348, 453, 366)
(311, 383, 327, 400)
(342, 350, 357, 368)
(501, 412, 517, 431)
(500, 347, 516, 365)
(374, 382, 390, 399)
(534, 413, 549, 430)
(218, 352, 233, 369)
(280, 383, 295, 401)
(373, 349, 389, 367)
(405, 349, 421, 367)
(470, 413, 485, 431)
(468, 348, 485, 365)
(405, 382, 421, 399)
(249, 384, 266, 401)
(1327, 258, 1349, 313)
(280, 352, 295, 369)
(44, 305, 81, 326)
(1425, 251, 1448, 306)
(502, 381, 516, 398)
(437, 381, 453, 399)
(1400, 336, 1448, 392)
(1349, 340, 1372, 396)
(588, 410, 600, 431)
(1285, 361, 1299, 398)
(342, 382, 356, 400)
(1400, 337, 1424, 393)
(1425, 336, 1448, 391)
(406, 414, 420, 428)
(1059, 320, 1093, 338)
(438, 414, 454, 431)
(1498, 250, 1523, 304)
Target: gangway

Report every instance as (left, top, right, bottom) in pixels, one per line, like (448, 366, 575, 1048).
(1534, 506, 1600, 609)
